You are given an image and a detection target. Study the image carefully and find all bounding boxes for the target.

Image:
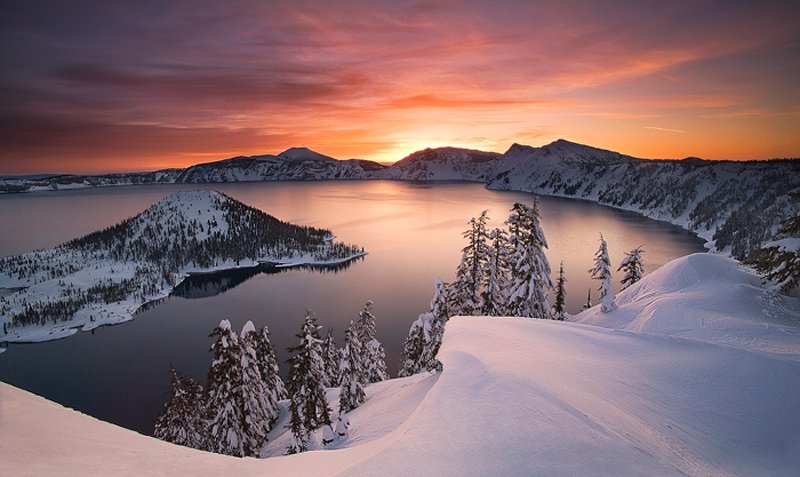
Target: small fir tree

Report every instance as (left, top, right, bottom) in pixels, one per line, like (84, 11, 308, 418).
(618, 246, 645, 290)
(154, 366, 209, 450)
(589, 234, 617, 313)
(582, 288, 592, 310)
(553, 262, 567, 320)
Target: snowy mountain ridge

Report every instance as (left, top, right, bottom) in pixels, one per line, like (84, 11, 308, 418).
(2, 253, 799, 476)
(0, 190, 365, 344)
(488, 140, 800, 259)
(2, 140, 797, 260)
(379, 147, 503, 181)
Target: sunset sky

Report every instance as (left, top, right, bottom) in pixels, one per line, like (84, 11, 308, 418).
(1, 0, 799, 174)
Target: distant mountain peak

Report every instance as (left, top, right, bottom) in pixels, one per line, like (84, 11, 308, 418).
(277, 147, 337, 162)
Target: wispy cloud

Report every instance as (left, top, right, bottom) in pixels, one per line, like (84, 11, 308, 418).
(644, 126, 686, 134)
(1, 0, 799, 172)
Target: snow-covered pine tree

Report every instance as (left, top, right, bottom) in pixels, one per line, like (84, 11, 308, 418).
(419, 277, 450, 372)
(286, 397, 308, 454)
(482, 227, 511, 316)
(398, 277, 450, 376)
(339, 323, 366, 413)
(618, 246, 645, 291)
(398, 314, 427, 377)
(239, 320, 272, 456)
(206, 319, 246, 457)
(355, 300, 388, 384)
(286, 310, 333, 452)
(154, 366, 209, 450)
(450, 211, 490, 315)
(553, 262, 567, 320)
(506, 200, 553, 318)
(255, 324, 286, 422)
(589, 234, 617, 313)
(449, 253, 475, 316)
(322, 328, 341, 387)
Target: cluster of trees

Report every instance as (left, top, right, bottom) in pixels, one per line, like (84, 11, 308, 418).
(399, 200, 647, 377)
(747, 213, 800, 293)
(154, 301, 388, 458)
(286, 302, 388, 453)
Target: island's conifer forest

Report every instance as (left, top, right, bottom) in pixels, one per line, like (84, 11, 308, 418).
(0, 191, 364, 334)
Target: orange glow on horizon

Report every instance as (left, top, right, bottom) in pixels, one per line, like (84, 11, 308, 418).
(1, 2, 798, 174)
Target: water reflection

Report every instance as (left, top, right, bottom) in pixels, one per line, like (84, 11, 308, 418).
(170, 258, 365, 300)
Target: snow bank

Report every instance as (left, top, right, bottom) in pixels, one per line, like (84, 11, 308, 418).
(2, 253, 799, 476)
(574, 253, 800, 361)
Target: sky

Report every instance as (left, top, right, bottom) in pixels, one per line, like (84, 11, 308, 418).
(1, 0, 799, 174)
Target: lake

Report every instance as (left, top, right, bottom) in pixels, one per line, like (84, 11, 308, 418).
(0, 181, 706, 435)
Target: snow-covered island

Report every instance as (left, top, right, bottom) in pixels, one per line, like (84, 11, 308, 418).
(1, 253, 799, 476)
(0, 190, 366, 344)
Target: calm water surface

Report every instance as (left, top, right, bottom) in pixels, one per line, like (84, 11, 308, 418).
(0, 181, 705, 434)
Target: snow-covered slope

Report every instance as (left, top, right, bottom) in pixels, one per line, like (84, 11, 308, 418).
(379, 147, 502, 181)
(487, 140, 800, 259)
(573, 253, 800, 360)
(3, 253, 799, 476)
(0, 190, 365, 344)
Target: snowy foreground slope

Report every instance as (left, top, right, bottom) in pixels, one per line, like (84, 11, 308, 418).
(2, 254, 800, 476)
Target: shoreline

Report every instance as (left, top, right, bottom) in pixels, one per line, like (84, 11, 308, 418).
(0, 251, 367, 347)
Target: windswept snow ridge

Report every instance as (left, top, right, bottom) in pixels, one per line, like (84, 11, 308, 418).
(0, 190, 365, 344)
(573, 253, 800, 361)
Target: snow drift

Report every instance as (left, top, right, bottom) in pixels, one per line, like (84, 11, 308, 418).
(2, 253, 800, 476)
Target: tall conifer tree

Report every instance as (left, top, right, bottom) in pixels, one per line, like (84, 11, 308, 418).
(506, 200, 553, 318)
(590, 234, 617, 313)
(483, 227, 512, 316)
(356, 300, 389, 384)
(206, 319, 246, 457)
(286, 311, 333, 453)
